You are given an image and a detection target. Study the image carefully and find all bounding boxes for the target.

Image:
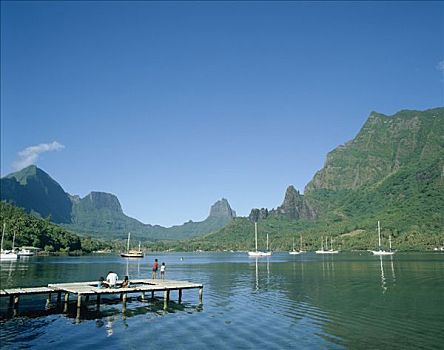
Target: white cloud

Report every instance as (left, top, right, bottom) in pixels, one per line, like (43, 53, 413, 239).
(12, 141, 65, 171)
(437, 60, 444, 73)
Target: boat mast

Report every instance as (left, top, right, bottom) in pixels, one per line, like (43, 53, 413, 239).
(12, 231, 16, 251)
(389, 235, 392, 251)
(292, 237, 295, 251)
(127, 232, 131, 253)
(1, 223, 5, 252)
(254, 222, 258, 252)
(266, 234, 269, 251)
(0, 223, 5, 252)
(321, 236, 323, 250)
(378, 221, 382, 250)
(300, 236, 303, 251)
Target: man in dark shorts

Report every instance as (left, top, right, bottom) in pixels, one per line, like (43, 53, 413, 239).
(152, 258, 159, 279)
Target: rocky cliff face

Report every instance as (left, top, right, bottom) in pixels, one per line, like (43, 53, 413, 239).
(208, 198, 236, 219)
(77, 192, 123, 213)
(305, 108, 444, 193)
(273, 185, 304, 219)
(249, 185, 317, 221)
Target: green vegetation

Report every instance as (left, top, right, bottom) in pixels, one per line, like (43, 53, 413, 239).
(183, 108, 444, 252)
(0, 201, 111, 254)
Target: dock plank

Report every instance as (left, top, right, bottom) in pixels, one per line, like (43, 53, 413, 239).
(2, 279, 202, 297)
(3, 287, 55, 295)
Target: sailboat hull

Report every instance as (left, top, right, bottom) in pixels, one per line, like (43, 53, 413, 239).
(121, 251, 144, 258)
(371, 250, 394, 256)
(1, 252, 19, 260)
(248, 251, 272, 257)
(289, 251, 306, 255)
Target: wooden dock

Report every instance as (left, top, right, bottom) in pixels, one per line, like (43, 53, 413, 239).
(0, 279, 203, 315)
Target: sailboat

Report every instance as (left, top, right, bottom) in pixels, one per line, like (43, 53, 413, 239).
(315, 236, 325, 254)
(1, 223, 18, 261)
(370, 221, 395, 256)
(120, 232, 144, 258)
(289, 236, 306, 255)
(248, 222, 272, 257)
(316, 236, 338, 254)
(327, 236, 339, 254)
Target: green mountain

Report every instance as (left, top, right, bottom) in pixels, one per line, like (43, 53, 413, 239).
(67, 192, 236, 240)
(194, 107, 444, 251)
(1, 165, 72, 223)
(1, 166, 237, 241)
(303, 107, 444, 224)
(162, 198, 236, 240)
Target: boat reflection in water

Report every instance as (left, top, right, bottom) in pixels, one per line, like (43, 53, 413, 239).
(379, 255, 396, 294)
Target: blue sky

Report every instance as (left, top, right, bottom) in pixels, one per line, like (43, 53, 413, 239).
(1, 1, 443, 226)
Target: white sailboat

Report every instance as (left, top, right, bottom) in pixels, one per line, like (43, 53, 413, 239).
(289, 236, 306, 255)
(315, 236, 326, 254)
(1, 223, 18, 261)
(120, 232, 144, 258)
(370, 221, 395, 256)
(316, 236, 338, 254)
(248, 222, 272, 257)
(327, 237, 339, 254)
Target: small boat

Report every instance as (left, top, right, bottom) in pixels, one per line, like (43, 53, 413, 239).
(248, 222, 272, 257)
(120, 232, 144, 258)
(289, 236, 306, 255)
(17, 248, 35, 256)
(1, 224, 18, 261)
(370, 221, 395, 256)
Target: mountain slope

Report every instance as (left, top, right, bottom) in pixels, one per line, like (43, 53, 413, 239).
(305, 108, 443, 192)
(1, 166, 237, 241)
(304, 107, 444, 222)
(199, 107, 444, 251)
(1, 165, 72, 223)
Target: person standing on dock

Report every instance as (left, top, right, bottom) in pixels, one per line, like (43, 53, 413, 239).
(160, 262, 166, 280)
(152, 259, 159, 279)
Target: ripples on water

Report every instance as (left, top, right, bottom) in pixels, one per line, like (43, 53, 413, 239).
(1, 253, 443, 349)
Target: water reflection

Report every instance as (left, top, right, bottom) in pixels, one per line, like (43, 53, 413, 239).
(379, 255, 387, 293)
(378, 255, 396, 294)
(253, 257, 271, 291)
(321, 254, 336, 279)
(1, 295, 202, 323)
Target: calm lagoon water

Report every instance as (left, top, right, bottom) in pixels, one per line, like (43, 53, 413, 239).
(1, 252, 443, 349)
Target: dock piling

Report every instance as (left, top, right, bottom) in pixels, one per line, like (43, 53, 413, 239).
(1, 279, 203, 315)
(163, 290, 170, 310)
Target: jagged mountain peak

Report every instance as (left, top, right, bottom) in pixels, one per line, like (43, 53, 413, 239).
(208, 198, 236, 219)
